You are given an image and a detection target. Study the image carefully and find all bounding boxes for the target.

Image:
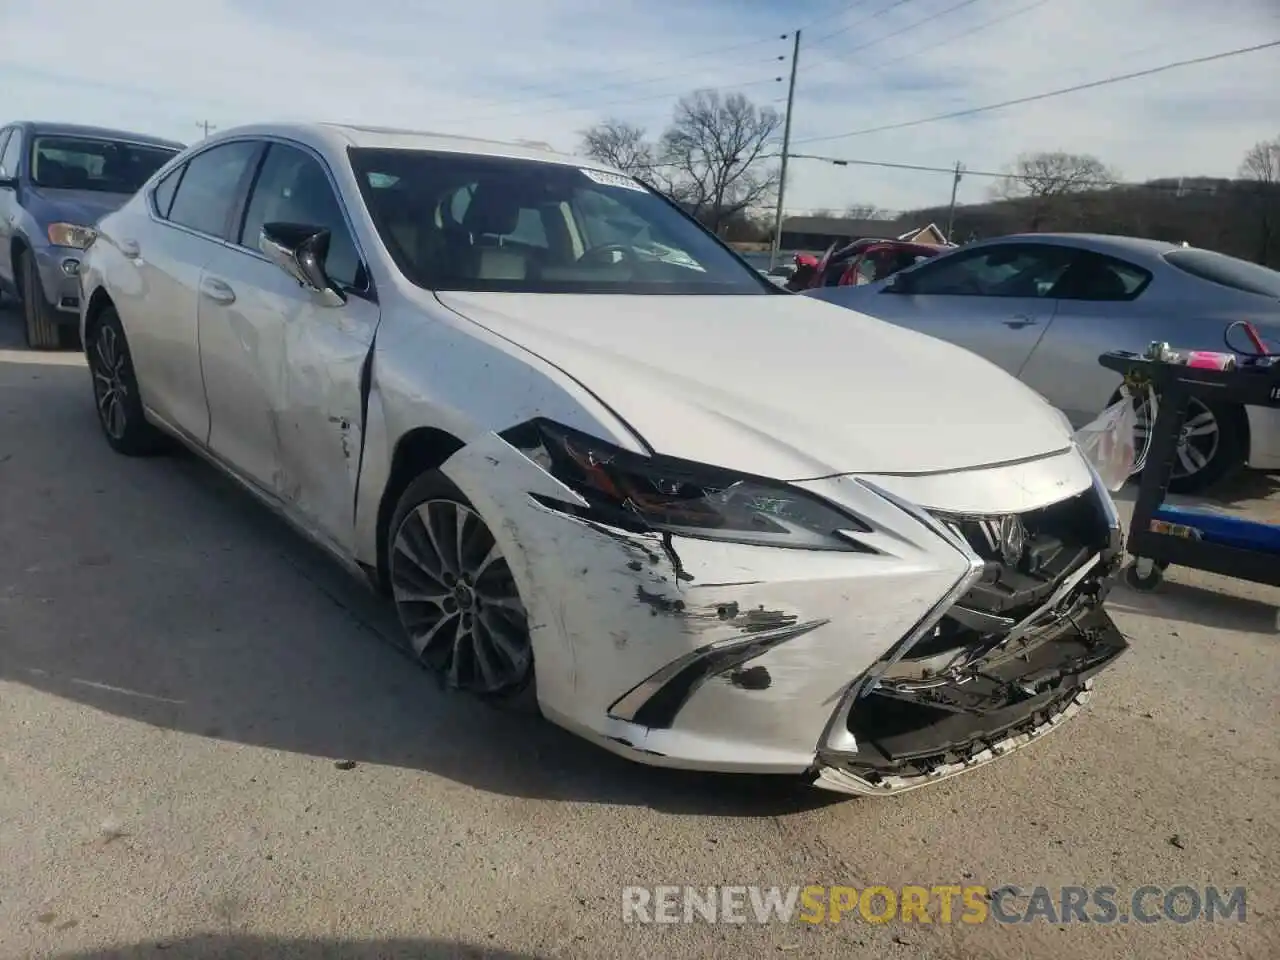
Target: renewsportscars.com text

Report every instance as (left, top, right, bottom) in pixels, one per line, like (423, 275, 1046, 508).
(621, 884, 1247, 925)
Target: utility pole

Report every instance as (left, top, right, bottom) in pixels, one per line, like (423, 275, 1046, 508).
(945, 161, 964, 243)
(769, 29, 801, 272)
(196, 120, 217, 140)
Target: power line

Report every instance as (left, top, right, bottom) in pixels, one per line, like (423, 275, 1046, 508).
(500, 75, 785, 122)
(794, 0, 877, 33)
(465, 34, 792, 108)
(457, 58, 788, 119)
(807, 0, 925, 47)
(795, 39, 1280, 144)
(856, 0, 1052, 72)
(788, 151, 1241, 194)
(804, 0, 989, 70)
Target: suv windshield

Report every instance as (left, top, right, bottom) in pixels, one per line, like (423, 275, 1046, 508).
(349, 148, 769, 295)
(30, 136, 179, 194)
(1164, 248, 1280, 298)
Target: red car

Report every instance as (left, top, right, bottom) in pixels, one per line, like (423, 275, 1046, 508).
(786, 239, 947, 291)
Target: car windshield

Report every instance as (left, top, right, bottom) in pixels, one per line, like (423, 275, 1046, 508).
(30, 136, 178, 194)
(1163, 248, 1280, 299)
(348, 148, 770, 295)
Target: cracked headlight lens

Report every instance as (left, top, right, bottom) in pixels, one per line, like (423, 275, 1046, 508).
(501, 419, 871, 551)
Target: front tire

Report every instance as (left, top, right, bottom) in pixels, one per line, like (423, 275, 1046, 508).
(87, 306, 167, 456)
(387, 472, 537, 711)
(19, 250, 60, 350)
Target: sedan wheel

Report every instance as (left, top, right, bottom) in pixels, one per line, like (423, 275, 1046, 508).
(390, 495, 533, 698)
(91, 325, 130, 440)
(1133, 395, 1244, 494)
(87, 307, 166, 456)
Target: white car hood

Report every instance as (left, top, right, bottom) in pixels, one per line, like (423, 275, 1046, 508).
(436, 291, 1072, 480)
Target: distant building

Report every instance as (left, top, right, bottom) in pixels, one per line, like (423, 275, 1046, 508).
(780, 216, 948, 251)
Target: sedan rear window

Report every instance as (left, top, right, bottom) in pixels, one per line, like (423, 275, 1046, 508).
(1163, 248, 1280, 298)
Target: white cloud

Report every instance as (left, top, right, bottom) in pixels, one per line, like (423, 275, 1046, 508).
(1, 0, 1276, 214)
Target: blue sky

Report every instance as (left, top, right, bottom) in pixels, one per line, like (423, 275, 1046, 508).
(2, 0, 1277, 215)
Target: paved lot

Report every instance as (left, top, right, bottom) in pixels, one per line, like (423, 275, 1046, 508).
(1, 302, 1278, 960)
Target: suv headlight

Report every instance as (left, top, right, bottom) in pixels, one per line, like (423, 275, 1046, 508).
(47, 223, 96, 249)
(501, 419, 871, 551)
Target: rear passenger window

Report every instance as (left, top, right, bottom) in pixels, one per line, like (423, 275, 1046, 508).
(1053, 253, 1151, 302)
(167, 141, 259, 238)
(151, 164, 184, 219)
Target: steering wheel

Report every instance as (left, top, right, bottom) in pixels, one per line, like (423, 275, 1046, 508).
(577, 243, 638, 266)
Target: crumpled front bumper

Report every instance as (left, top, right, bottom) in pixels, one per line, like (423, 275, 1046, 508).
(440, 434, 1126, 791)
(815, 605, 1126, 796)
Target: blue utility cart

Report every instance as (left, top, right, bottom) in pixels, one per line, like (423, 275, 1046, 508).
(1097, 349, 1280, 591)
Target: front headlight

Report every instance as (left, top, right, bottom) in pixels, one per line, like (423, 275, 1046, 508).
(501, 419, 871, 551)
(47, 223, 96, 249)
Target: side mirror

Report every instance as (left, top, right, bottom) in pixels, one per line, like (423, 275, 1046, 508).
(0, 175, 17, 190)
(260, 222, 345, 307)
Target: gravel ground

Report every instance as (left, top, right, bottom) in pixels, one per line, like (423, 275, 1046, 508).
(1, 304, 1277, 960)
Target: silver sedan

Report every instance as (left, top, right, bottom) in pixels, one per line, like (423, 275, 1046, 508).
(806, 233, 1280, 493)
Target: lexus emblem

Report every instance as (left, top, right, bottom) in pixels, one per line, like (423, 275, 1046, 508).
(997, 514, 1028, 568)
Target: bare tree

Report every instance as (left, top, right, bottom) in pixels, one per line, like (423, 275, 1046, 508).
(992, 151, 1119, 230)
(843, 203, 890, 220)
(1239, 135, 1280, 264)
(1240, 136, 1280, 184)
(657, 89, 782, 234)
(578, 120, 655, 178)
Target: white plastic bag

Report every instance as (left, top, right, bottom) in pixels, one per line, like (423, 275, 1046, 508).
(1074, 395, 1137, 492)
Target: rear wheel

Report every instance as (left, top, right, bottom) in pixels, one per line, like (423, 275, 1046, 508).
(87, 307, 167, 456)
(19, 249, 60, 350)
(1131, 393, 1246, 495)
(387, 472, 537, 711)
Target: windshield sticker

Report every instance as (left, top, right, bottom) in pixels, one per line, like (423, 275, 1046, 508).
(580, 168, 647, 192)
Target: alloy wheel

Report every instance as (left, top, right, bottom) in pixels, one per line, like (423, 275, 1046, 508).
(390, 499, 531, 695)
(91, 325, 129, 440)
(1134, 396, 1220, 481)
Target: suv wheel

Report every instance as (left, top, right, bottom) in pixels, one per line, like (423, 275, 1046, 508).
(19, 249, 61, 350)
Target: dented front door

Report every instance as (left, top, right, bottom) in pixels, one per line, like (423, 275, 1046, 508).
(197, 244, 378, 554)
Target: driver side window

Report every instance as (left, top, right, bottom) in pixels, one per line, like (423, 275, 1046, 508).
(239, 143, 363, 289)
(906, 244, 1075, 297)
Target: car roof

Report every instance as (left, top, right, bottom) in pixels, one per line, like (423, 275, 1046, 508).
(987, 232, 1181, 259)
(195, 121, 622, 174)
(12, 121, 185, 151)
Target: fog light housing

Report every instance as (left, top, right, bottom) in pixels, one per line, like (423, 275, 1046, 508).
(61, 258, 81, 276)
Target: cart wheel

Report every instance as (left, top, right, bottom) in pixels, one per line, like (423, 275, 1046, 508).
(1125, 557, 1166, 592)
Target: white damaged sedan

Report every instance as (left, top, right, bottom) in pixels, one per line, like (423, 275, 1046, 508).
(78, 122, 1127, 796)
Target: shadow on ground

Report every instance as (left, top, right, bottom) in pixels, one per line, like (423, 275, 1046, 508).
(1111, 467, 1280, 509)
(1109, 578, 1279, 633)
(51, 934, 544, 959)
(0, 329, 842, 818)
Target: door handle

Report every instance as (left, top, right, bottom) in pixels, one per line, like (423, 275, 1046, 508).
(120, 239, 141, 259)
(201, 276, 236, 305)
(1004, 315, 1038, 329)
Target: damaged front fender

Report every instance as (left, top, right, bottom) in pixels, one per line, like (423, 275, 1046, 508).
(440, 433, 976, 770)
